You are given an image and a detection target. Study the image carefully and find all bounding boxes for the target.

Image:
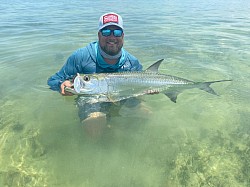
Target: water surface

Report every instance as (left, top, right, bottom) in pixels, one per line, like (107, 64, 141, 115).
(1, 0, 250, 186)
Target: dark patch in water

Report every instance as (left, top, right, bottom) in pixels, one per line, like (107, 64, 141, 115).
(12, 122, 24, 132)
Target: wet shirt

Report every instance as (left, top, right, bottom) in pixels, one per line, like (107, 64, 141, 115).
(47, 42, 142, 91)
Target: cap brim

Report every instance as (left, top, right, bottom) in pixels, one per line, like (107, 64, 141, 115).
(99, 23, 123, 31)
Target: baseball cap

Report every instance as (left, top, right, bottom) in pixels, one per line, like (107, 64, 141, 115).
(98, 12, 123, 31)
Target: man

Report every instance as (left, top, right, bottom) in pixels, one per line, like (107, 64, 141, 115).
(47, 12, 143, 136)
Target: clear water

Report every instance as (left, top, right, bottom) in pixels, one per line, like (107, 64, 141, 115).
(1, 0, 250, 186)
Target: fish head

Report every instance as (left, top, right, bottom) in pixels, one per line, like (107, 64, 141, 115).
(73, 74, 104, 95)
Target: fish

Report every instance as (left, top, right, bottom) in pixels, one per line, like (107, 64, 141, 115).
(65, 59, 232, 103)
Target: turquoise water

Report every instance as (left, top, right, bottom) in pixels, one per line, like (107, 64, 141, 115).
(1, 0, 250, 186)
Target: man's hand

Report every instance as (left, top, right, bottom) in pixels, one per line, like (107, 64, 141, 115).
(60, 80, 73, 96)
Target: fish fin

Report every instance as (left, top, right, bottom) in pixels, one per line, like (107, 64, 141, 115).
(145, 59, 164, 73)
(107, 94, 117, 103)
(106, 93, 126, 105)
(164, 91, 180, 103)
(199, 80, 232, 96)
(199, 82, 218, 95)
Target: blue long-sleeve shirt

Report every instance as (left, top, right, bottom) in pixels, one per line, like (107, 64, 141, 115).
(47, 42, 142, 91)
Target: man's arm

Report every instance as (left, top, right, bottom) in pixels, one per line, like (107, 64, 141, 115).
(47, 54, 80, 93)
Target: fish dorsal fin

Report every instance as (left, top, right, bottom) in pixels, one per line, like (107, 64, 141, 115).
(145, 59, 164, 73)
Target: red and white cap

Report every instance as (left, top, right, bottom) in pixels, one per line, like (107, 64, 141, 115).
(98, 12, 123, 31)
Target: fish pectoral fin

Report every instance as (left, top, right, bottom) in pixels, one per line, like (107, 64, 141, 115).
(164, 91, 180, 103)
(106, 94, 115, 103)
(106, 94, 121, 104)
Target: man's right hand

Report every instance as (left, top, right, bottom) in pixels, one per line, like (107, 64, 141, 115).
(60, 80, 73, 96)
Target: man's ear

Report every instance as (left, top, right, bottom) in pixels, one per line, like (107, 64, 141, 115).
(98, 31, 101, 39)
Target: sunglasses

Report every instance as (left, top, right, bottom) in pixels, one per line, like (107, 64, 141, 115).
(101, 29, 123, 37)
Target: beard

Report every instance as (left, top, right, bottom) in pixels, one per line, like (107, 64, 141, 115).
(100, 42, 123, 56)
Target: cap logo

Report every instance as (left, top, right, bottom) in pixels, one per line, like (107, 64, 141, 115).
(103, 14, 118, 24)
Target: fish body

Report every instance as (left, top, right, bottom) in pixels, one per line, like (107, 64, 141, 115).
(65, 59, 231, 103)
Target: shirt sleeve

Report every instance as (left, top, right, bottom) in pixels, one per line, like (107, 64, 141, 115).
(47, 52, 81, 91)
(135, 59, 143, 71)
(129, 57, 143, 71)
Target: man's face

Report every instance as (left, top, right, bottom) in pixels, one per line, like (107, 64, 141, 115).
(98, 25, 124, 56)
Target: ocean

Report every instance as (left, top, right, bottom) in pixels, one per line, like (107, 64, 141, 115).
(1, 0, 250, 186)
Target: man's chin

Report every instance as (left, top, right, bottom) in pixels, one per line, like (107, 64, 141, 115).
(106, 49, 119, 56)
(103, 45, 121, 56)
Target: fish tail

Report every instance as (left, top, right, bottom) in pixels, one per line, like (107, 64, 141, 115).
(199, 80, 232, 95)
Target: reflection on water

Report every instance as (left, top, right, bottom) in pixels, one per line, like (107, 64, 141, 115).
(1, 0, 250, 186)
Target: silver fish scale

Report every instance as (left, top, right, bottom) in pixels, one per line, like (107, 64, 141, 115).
(67, 64, 231, 102)
(66, 59, 231, 102)
(104, 72, 193, 87)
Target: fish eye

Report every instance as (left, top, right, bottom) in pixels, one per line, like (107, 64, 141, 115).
(83, 75, 90, 81)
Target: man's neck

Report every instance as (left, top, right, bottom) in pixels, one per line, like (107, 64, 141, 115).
(98, 44, 122, 64)
(104, 58, 118, 65)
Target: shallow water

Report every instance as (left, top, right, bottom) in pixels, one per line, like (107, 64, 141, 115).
(1, 0, 250, 186)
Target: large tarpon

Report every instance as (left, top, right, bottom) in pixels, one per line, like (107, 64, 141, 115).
(65, 59, 232, 103)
